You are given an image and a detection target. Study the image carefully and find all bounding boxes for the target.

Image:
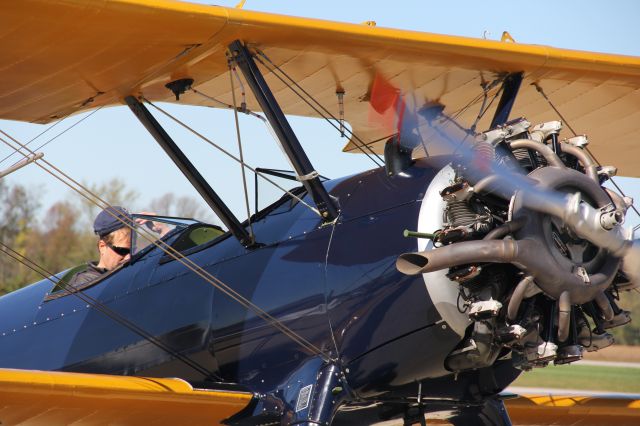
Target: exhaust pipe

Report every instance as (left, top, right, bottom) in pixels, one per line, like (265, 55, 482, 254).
(507, 275, 536, 322)
(396, 238, 619, 305)
(557, 291, 571, 342)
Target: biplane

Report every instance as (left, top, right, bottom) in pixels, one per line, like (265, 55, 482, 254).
(1, 1, 640, 425)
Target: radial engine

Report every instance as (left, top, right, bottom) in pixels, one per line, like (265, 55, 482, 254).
(397, 118, 638, 373)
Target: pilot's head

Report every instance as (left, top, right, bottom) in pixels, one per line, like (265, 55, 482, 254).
(93, 206, 132, 271)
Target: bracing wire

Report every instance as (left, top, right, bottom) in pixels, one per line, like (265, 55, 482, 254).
(1, 106, 104, 168)
(142, 98, 322, 217)
(253, 50, 384, 167)
(254, 49, 506, 166)
(191, 87, 321, 185)
(0, 241, 221, 380)
(191, 88, 263, 119)
(467, 87, 490, 134)
(191, 86, 310, 175)
(0, 127, 332, 362)
(442, 82, 503, 157)
(0, 119, 65, 166)
(532, 82, 640, 223)
(445, 74, 505, 135)
(1, 129, 330, 360)
(0, 117, 66, 166)
(229, 60, 255, 237)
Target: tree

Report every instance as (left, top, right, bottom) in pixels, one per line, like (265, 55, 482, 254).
(35, 201, 95, 273)
(77, 178, 139, 228)
(0, 180, 40, 294)
(150, 192, 217, 223)
(0, 180, 40, 245)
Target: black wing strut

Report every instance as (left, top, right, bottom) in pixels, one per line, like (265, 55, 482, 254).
(125, 96, 254, 248)
(229, 41, 339, 222)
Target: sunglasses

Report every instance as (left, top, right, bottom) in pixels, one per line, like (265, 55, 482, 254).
(107, 243, 130, 256)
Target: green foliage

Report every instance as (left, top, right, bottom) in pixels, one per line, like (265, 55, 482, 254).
(0, 180, 41, 293)
(0, 179, 209, 295)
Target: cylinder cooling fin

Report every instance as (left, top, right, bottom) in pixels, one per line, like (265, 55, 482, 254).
(397, 118, 637, 373)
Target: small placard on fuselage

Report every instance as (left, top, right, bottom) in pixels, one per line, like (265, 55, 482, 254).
(296, 384, 313, 412)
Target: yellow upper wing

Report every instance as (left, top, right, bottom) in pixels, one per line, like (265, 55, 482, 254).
(2, 0, 640, 174)
(0, 368, 252, 426)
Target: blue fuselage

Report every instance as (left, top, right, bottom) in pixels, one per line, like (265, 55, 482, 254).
(0, 160, 518, 403)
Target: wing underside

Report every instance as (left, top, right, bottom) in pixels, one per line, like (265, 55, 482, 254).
(1, 0, 640, 174)
(0, 368, 252, 426)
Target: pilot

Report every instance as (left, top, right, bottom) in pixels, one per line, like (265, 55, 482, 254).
(67, 206, 133, 289)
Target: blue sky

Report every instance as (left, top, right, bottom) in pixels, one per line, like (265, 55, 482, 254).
(2, 0, 640, 226)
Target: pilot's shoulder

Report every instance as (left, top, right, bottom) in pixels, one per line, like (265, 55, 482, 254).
(67, 262, 106, 288)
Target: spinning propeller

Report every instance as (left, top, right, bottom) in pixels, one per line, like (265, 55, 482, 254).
(369, 73, 639, 370)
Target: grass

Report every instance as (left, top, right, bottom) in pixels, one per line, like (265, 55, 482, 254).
(511, 363, 640, 393)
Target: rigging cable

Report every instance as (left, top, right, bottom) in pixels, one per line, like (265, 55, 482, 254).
(142, 98, 322, 217)
(450, 75, 505, 125)
(470, 82, 503, 131)
(191, 87, 313, 178)
(229, 60, 255, 236)
(405, 75, 503, 159)
(466, 85, 490, 134)
(253, 50, 384, 167)
(0, 106, 104, 168)
(0, 129, 330, 361)
(0, 128, 333, 362)
(191, 88, 262, 118)
(0, 241, 221, 381)
(0, 116, 66, 166)
(430, 75, 504, 159)
(255, 49, 506, 167)
(532, 82, 640, 227)
(191, 87, 299, 162)
(442, 81, 504, 158)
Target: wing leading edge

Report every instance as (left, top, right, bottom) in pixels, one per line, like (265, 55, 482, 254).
(0, 368, 253, 425)
(2, 0, 640, 174)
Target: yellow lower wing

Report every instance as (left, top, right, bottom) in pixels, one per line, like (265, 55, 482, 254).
(505, 392, 640, 426)
(5, 367, 639, 425)
(0, 368, 253, 426)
